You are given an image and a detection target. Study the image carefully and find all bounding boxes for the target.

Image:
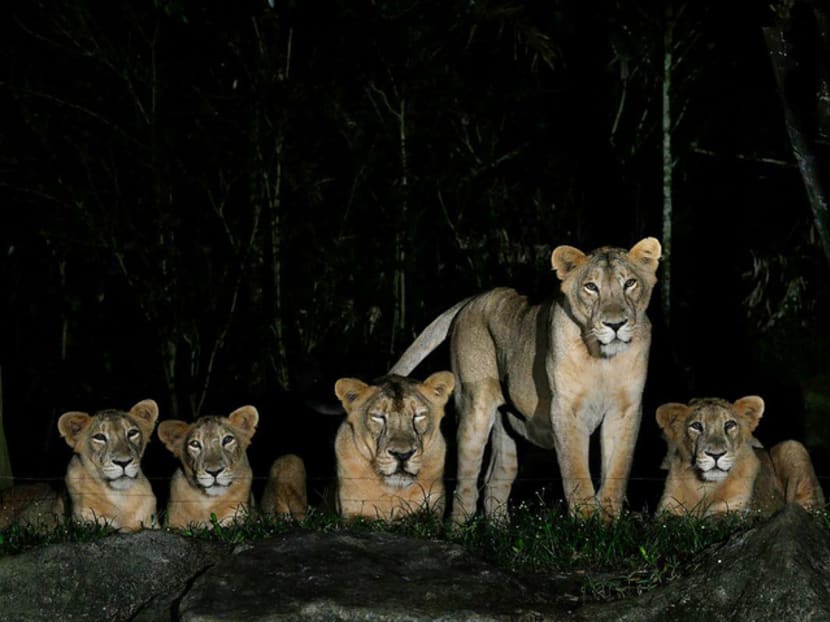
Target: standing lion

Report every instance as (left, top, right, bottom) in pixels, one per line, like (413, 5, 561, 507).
(391, 238, 661, 522)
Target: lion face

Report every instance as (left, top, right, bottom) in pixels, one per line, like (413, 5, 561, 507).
(158, 406, 258, 497)
(58, 399, 159, 490)
(551, 237, 661, 357)
(335, 372, 455, 489)
(656, 396, 764, 482)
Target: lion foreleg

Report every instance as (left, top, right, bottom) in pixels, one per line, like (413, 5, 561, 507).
(596, 405, 641, 519)
(483, 414, 517, 523)
(552, 415, 596, 518)
(451, 381, 501, 525)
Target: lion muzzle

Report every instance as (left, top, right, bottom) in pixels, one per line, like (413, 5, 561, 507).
(102, 457, 140, 488)
(697, 449, 733, 482)
(196, 466, 234, 494)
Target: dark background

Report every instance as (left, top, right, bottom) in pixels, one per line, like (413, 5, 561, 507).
(1, 0, 829, 512)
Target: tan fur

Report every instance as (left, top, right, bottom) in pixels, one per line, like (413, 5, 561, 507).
(260, 454, 308, 520)
(158, 406, 258, 529)
(57, 399, 159, 532)
(656, 396, 825, 516)
(391, 238, 661, 522)
(333, 372, 455, 520)
(0, 483, 64, 530)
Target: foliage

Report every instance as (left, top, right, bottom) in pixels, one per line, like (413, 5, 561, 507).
(0, 500, 772, 601)
(0, 518, 115, 555)
(1, 0, 828, 481)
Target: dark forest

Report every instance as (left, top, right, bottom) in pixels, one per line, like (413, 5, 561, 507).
(1, 0, 829, 513)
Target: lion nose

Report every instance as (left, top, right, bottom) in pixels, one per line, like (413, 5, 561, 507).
(602, 320, 627, 333)
(112, 458, 132, 469)
(206, 467, 224, 478)
(388, 449, 415, 463)
(705, 450, 726, 463)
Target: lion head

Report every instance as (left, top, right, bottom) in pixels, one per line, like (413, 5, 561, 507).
(551, 237, 661, 357)
(334, 372, 455, 489)
(656, 396, 764, 482)
(57, 399, 159, 490)
(158, 406, 258, 497)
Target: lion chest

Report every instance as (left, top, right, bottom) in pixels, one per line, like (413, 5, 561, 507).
(168, 468, 250, 521)
(549, 348, 647, 432)
(66, 459, 155, 530)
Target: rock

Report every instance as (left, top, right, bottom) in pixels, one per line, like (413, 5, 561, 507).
(577, 504, 830, 622)
(0, 530, 230, 622)
(3, 505, 829, 621)
(179, 530, 575, 621)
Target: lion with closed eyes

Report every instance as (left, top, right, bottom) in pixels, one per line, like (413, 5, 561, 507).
(333, 372, 455, 520)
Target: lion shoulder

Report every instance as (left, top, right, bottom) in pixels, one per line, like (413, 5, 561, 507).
(261, 454, 307, 520)
(0, 483, 64, 530)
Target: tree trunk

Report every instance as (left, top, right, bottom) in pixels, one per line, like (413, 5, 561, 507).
(264, 24, 292, 391)
(0, 367, 12, 491)
(661, 5, 675, 325)
(268, 143, 290, 391)
(391, 97, 408, 355)
(763, 25, 830, 272)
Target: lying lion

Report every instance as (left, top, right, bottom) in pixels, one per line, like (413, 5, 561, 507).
(159, 406, 260, 529)
(260, 453, 308, 521)
(333, 372, 455, 520)
(0, 399, 161, 532)
(58, 399, 160, 531)
(656, 396, 825, 517)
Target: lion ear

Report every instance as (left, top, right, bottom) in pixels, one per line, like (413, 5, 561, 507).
(228, 405, 259, 440)
(334, 378, 370, 410)
(58, 412, 92, 449)
(733, 396, 764, 431)
(129, 399, 160, 434)
(157, 420, 192, 457)
(420, 371, 455, 407)
(655, 402, 689, 432)
(627, 237, 662, 274)
(551, 245, 587, 281)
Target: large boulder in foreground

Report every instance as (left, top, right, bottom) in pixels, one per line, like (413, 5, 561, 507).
(179, 530, 575, 621)
(579, 504, 830, 622)
(2, 504, 829, 621)
(0, 530, 229, 622)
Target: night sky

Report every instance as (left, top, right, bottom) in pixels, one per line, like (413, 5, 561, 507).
(1, 0, 828, 513)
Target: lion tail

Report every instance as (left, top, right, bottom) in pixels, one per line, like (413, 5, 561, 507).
(389, 297, 474, 376)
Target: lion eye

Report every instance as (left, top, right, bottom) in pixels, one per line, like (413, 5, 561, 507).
(127, 429, 140, 440)
(414, 411, 427, 422)
(370, 413, 386, 424)
(624, 278, 637, 290)
(689, 422, 703, 433)
(188, 440, 202, 450)
(222, 435, 235, 446)
(92, 433, 107, 443)
(724, 420, 737, 432)
(583, 282, 599, 294)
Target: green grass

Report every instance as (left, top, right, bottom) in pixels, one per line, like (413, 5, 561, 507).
(2, 501, 822, 601)
(0, 519, 115, 553)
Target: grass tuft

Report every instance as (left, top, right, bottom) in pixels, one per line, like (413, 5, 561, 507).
(2, 501, 819, 600)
